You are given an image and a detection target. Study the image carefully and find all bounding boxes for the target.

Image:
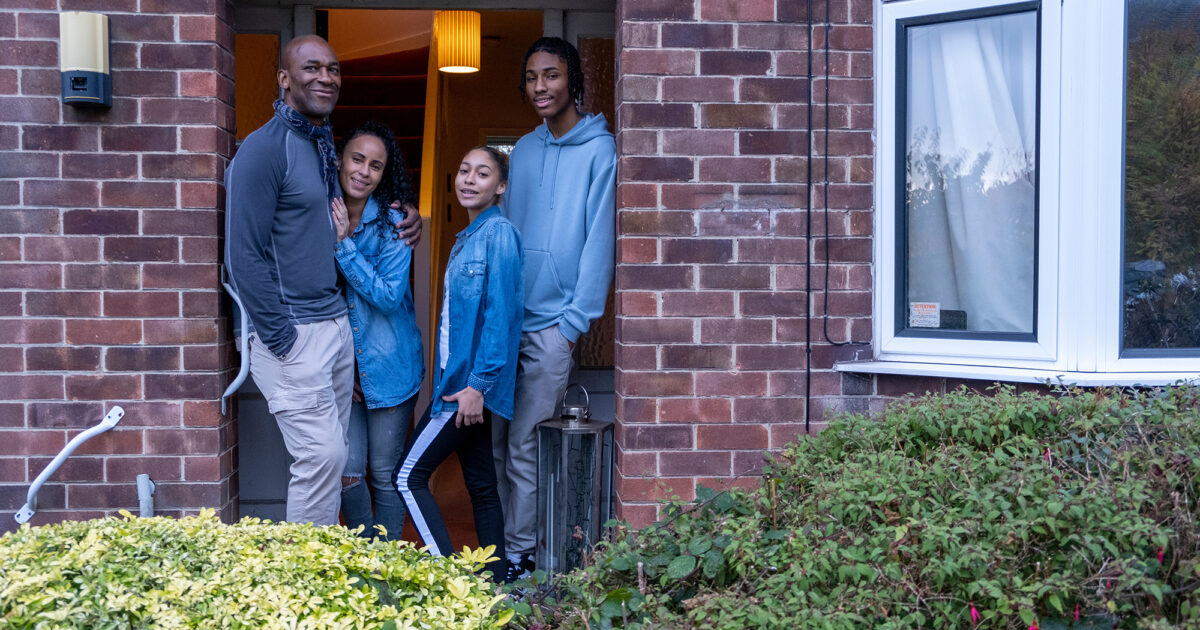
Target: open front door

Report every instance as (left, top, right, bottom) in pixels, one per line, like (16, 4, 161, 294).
(230, 0, 615, 548)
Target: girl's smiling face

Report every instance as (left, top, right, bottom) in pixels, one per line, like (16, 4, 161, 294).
(455, 148, 507, 211)
(339, 133, 387, 203)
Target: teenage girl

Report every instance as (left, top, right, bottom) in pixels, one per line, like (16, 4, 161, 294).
(331, 121, 423, 541)
(394, 146, 523, 580)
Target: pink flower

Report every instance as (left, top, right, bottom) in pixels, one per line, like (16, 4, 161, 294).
(1158, 546, 1164, 564)
(1044, 447, 1052, 464)
(1074, 603, 1080, 621)
(970, 602, 980, 624)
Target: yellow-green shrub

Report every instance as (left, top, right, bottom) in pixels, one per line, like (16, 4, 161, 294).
(0, 510, 513, 629)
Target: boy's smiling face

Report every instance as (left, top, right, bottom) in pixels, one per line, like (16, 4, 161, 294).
(524, 51, 572, 122)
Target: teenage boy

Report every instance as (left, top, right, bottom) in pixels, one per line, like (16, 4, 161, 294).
(496, 37, 616, 581)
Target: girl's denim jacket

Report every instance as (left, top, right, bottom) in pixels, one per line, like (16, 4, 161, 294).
(431, 206, 524, 421)
(334, 197, 424, 409)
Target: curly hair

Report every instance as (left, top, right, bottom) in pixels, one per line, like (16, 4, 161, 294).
(518, 36, 584, 105)
(337, 121, 417, 210)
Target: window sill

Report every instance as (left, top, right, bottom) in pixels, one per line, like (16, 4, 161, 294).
(834, 360, 1200, 387)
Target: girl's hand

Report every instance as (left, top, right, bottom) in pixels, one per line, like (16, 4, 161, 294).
(332, 197, 351, 242)
(443, 386, 484, 427)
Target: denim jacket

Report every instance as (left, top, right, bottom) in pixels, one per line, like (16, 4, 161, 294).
(334, 197, 424, 409)
(431, 206, 524, 420)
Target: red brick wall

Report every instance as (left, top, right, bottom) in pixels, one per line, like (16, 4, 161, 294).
(0, 1, 235, 531)
(613, 0, 874, 526)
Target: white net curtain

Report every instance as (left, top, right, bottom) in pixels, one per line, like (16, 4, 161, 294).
(903, 10, 1039, 334)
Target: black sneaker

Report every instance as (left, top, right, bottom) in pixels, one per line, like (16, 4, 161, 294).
(501, 553, 535, 584)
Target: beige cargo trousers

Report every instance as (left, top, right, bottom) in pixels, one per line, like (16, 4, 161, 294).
(249, 315, 355, 525)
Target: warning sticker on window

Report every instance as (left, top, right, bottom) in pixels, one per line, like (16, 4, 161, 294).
(909, 302, 940, 328)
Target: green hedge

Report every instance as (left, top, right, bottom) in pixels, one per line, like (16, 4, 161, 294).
(533, 386, 1200, 629)
(0, 510, 512, 629)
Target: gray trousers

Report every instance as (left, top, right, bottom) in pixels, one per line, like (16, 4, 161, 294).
(493, 325, 573, 557)
(249, 316, 355, 526)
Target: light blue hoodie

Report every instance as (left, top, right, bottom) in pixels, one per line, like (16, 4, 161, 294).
(502, 113, 616, 342)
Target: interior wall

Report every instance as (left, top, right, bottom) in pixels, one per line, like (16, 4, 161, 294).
(233, 33, 280, 141)
(327, 9, 435, 60)
(574, 35, 617, 369)
(430, 10, 543, 321)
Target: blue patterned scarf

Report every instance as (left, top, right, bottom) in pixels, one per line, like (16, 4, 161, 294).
(273, 98, 338, 199)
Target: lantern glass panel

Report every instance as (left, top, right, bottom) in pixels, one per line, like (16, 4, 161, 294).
(536, 419, 614, 574)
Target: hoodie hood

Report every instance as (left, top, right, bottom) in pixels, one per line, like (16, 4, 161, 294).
(525, 114, 612, 190)
(533, 113, 612, 146)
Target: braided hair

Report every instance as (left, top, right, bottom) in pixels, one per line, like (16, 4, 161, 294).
(338, 121, 417, 212)
(518, 36, 584, 105)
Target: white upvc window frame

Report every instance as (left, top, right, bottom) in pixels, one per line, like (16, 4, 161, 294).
(875, 0, 1062, 367)
(1086, 0, 1200, 376)
(850, 0, 1200, 385)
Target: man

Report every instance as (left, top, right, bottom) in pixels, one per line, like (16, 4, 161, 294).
(496, 37, 616, 580)
(224, 35, 418, 525)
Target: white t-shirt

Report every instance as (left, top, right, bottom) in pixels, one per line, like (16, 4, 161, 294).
(439, 270, 450, 370)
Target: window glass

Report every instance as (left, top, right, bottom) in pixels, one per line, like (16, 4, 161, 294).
(1122, 0, 1200, 351)
(485, 136, 519, 155)
(902, 10, 1039, 335)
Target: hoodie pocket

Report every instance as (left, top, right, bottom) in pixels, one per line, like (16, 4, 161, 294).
(524, 249, 565, 315)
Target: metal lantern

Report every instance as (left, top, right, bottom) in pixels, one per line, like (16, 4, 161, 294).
(536, 384, 615, 574)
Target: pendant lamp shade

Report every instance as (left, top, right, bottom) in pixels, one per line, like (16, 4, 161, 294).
(435, 11, 480, 73)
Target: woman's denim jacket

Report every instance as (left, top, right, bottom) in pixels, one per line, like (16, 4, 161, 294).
(334, 197, 424, 409)
(431, 206, 524, 420)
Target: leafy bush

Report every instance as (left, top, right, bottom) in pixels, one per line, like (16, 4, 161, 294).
(532, 386, 1200, 629)
(0, 510, 512, 629)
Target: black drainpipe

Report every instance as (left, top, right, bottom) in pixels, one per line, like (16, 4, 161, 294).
(805, 0, 852, 435)
(803, 0, 817, 435)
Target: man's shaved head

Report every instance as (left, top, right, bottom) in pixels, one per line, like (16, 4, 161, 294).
(278, 35, 341, 125)
(282, 34, 333, 68)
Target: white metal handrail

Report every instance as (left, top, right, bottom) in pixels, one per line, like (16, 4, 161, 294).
(220, 264, 250, 415)
(15, 406, 124, 524)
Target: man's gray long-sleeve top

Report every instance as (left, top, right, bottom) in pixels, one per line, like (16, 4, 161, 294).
(224, 114, 346, 358)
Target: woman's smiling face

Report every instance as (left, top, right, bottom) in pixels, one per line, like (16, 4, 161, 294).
(339, 133, 387, 203)
(455, 149, 507, 211)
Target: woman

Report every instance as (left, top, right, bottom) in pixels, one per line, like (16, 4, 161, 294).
(331, 121, 423, 541)
(394, 146, 523, 581)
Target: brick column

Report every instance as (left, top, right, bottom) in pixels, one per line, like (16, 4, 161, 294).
(613, 0, 874, 526)
(0, 1, 236, 530)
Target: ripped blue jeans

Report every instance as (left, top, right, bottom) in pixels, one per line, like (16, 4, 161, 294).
(340, 394, 416, 540)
